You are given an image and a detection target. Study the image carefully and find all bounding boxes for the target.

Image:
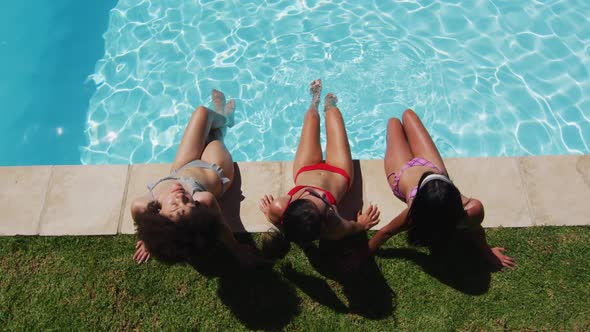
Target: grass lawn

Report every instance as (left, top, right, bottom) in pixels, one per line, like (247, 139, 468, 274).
(1, 226, 589, 331)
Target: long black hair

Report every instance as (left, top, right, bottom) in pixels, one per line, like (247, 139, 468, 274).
(407, 172, 466, 248)
(260, 198, 321, 260)
(134, 203, 221, 264)
(282, 199, 323, 244)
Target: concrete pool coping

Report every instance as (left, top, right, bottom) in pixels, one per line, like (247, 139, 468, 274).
(1, 154, 589, 236)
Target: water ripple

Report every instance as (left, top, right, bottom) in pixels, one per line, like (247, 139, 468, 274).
(82, 0, 590, 164)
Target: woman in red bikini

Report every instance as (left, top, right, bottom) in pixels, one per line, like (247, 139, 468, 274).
(363, 109, 516, 270)
(259, 79, 380, 245)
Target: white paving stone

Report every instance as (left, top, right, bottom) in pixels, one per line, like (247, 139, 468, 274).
(445, 157, 532, 227)
(0, 155, 589, 236)
(0, 166, 52, 235)
(38, 165, 128, 235)
(519, 155, 590, 226)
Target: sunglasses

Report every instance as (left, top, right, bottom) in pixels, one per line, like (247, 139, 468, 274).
(304, 188, 331, 206)
(304, 188, 345, 221)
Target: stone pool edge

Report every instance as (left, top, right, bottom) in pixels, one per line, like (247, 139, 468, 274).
(1, 155, 589, 236)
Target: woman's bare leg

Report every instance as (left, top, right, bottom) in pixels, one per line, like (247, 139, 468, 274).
(201, 96, 237, 189)
(171, 106, 212, 171)
(402, 109, 448, 174)
(324, 93, 354, 184)
(384, 117, 413, 187)
(293, 79, 323, 178)
(201, 139, 235, 189)
(171, 90, 232, 171)
(210, 89, 233, 129)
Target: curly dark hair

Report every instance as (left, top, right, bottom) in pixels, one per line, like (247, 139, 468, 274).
(282, 198, 323, 244)
(407, 172, 467, 248)
(134, 202, 221, 264)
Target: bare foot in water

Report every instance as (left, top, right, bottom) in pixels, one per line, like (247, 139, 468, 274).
(212, 89, 226, 114)
(224, 99, 235, 127)
(324, 93, 338, 111)
(310, 79, 322, 109)
(210, 89, 233, 129)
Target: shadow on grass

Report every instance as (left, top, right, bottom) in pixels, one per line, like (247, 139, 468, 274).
(376, 240, 492, 295)
(188, 242, 300, 331)
(281, 163, 396, 319)
(187, 163, 300, 331)
(293, 234, 396, 319)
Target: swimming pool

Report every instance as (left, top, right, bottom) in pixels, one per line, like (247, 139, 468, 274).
(0, 0, 118, 166)
(2, 0, 589, 166)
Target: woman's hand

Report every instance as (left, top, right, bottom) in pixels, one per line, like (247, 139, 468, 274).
(133, 240, 150, 264)
(357, 204, 381, 230)
(259, 194, 276, 221)
(491, 247, 517, 271)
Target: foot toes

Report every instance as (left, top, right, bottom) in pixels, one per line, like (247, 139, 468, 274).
(224, 99, 235, 127)
(325, 93, 338, 105)
(310, 79, 322, 94)
(310, 79, 322, 106)
(224, 99, 235, 113)
(212, 89, 226, 112)
(212, 89, 225, 100)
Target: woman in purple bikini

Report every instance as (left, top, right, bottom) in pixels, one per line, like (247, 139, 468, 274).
(365, 109, 516, 270)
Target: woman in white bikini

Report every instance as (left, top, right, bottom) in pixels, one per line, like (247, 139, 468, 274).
(131, 89, 259, 266)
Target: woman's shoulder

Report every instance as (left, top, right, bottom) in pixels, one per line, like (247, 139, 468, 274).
(462, 196, 484, 225)
(193, 191, 216, 206)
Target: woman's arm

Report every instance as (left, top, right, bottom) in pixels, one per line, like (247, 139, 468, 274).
(209, 197, 239, 255)
(462, 196, 484, 225)
(322, 204, 381, 240)
(217, 222, 267, 266)
(130, 194, 155, 264)
(463, 198, 517, 270)
(130, 194, 154, 221)
(259, 194, 287, 225)
(468, 224, 516, 270)
(366, 208, 410, 254)
(340, 208, 408, 271)
(217, 222, 244, 255)
(212, 198, 266, 266)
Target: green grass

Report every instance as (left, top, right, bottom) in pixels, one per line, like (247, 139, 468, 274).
(1, 227, 589, 331)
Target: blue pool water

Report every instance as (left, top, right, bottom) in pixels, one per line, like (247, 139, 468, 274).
(2, 0, 590, 166)
(0, 0, 118, 166)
